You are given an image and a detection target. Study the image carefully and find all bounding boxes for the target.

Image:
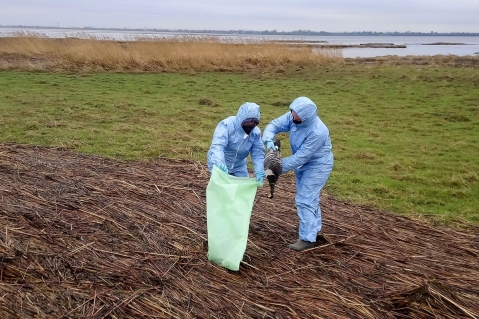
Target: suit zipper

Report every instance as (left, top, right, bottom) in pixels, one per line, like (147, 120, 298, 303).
(231, 133, 248, 170)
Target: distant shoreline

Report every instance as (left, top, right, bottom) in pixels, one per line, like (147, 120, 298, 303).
(1, 25, 479, 37)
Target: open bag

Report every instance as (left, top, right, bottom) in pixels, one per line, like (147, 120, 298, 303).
(206, 166, 262, 271)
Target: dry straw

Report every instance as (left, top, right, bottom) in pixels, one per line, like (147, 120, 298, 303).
(0, 31, 343, 72)
(1, 143, 478, 318)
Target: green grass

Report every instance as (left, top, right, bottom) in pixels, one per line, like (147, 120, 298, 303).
(1, 67, 478, 223)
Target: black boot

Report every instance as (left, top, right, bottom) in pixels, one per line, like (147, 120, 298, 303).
(288, 239, 314, 251)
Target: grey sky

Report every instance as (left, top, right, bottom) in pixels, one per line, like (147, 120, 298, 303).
(1, 0, 478, 33)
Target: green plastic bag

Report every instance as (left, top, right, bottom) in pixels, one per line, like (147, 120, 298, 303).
(206, 166, 262, 271)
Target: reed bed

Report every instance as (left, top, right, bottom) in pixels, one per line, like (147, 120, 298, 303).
(0, 32, 343, 72)
(345, 54, 479, 68)
(1, 143, 478, 318)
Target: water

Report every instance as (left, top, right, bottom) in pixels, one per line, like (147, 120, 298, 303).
(325, 35, 479, 58)
(1, 27, 479, 58)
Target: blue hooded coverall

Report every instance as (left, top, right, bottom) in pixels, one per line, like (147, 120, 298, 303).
(207, 102, 265, 177)
(262, 97, 333, 242)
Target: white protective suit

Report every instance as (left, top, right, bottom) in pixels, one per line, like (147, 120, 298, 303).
(262, 97, 333, 242)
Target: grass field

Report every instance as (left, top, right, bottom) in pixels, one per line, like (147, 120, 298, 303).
(1, 36, 478, 224)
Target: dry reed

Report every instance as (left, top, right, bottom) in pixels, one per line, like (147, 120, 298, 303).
(1, 143, 478, 318)
(0, 32, 343, 72)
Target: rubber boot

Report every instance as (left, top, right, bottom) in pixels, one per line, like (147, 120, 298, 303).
(288, 239, 314, 251)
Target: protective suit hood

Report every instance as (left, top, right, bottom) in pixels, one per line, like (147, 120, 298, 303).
(289, 97, 317, 127)
(235, 102, 261, 127)
(207, 101, 265, 177)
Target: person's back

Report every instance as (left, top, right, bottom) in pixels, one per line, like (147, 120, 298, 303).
(294, 115, 333, 169)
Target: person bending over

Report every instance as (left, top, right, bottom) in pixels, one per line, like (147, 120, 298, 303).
(263, 97, 333, 251)
(207, 102, 266, 183)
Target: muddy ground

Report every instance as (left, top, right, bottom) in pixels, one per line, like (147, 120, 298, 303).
(1, 143, 478, 318)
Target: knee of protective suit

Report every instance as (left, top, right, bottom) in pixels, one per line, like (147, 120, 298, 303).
(296, 191, 320, 210)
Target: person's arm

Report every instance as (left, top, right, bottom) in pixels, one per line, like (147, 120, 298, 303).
(282, 131, 327, 173)
(262, 112, 291, 144)
(251, 130, 265, 174)
(207, 121, 229, 169)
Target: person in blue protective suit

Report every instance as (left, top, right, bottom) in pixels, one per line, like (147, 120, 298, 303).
(207, 102, 266, 183)
(262, 96, 333, 251)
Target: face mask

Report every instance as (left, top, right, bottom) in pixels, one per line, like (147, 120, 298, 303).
(242, 117, 259, 135)
(242, 125, 255, 135)
(291, 110, 302, 124)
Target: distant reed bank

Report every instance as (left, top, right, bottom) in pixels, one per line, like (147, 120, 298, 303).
(0, 33, 343, 72)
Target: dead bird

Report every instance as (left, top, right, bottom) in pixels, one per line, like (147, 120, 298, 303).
(264, 140, 282, 198)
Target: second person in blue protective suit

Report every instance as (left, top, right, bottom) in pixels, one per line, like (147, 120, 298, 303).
(262, 96, 333, 251)
(207, 102, 266, 183)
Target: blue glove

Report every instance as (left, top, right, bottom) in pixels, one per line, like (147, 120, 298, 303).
(216, 163, 229, 174)
(255, 170, 266, 183)
(266, 141, 277, 150)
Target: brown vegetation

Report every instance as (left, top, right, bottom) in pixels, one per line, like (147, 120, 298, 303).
(0, 34, 343, 72)
(345, 55, 479, 67)
(1, 34, 478, 72)
(1, 143, 479, 318)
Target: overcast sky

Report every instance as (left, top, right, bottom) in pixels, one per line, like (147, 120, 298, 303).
(1, 0, 478, 33)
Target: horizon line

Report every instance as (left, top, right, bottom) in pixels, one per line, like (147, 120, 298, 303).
(1, 25, 479, 35)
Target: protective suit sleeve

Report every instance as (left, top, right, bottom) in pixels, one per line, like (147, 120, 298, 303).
(251, 131, 265, 175)
(207, 121, 229, 170)
(262, 112, 291, 144)
(282, 131, 327, 173)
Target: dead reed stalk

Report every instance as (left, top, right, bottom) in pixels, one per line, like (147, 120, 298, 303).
(0, 32, 343, 72)
(1, 142, 479, 318)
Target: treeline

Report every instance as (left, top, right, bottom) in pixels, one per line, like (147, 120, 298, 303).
(2, 25, 479, 36)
